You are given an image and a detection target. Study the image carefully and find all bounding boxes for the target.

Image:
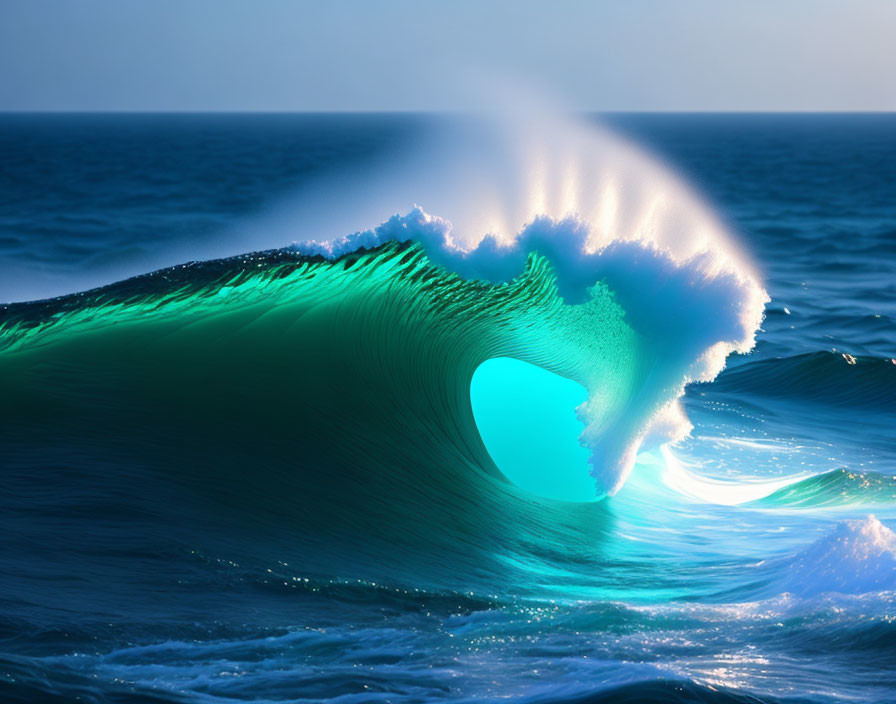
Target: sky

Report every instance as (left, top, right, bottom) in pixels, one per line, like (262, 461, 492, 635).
(1, 0, 894, 112)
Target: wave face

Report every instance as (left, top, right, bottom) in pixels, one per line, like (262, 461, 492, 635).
(2, 113, 896, 704)
(0, 232, 640, 592)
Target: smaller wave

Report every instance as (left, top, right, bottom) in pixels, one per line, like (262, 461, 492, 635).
(761, 516, 896, 597)
(708, 350, 896, 411)
(750, 468, 896, 509)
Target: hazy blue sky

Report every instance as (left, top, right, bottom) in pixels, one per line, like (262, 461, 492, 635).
(1, 0, 894, 111)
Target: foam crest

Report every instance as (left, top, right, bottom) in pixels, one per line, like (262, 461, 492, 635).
(766, 516, 896, 596)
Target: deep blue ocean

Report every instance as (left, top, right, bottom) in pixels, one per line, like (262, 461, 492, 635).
(1, 113, 895, 704)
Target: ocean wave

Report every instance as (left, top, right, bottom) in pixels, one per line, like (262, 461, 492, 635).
(295, 204, 767, 494)
(0, 207, 765, 501)
(757, 516, 896, 597)
(707, 350, 896, 410)
(750, 468, 896, 508)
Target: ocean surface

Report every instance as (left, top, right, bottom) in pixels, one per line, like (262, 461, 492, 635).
(1, 113, 895, 703)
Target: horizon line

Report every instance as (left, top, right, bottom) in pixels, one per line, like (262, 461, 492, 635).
(1, 109, 896, 116)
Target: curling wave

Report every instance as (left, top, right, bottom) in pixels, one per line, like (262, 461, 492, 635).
(0, 211, 771, 601)
(298, 206, 767, 494)
(1, 209, 765, 503)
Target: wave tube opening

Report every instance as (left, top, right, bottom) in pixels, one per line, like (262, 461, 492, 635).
(471, 357, 596, 502)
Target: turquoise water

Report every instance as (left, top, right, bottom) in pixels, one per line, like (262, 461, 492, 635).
(471, 357, 594, 502)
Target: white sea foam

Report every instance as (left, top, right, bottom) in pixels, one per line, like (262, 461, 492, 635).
(767, 516, 896, 596)
(657, 446, 812, 506)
